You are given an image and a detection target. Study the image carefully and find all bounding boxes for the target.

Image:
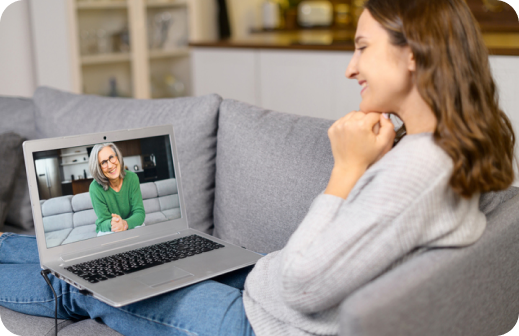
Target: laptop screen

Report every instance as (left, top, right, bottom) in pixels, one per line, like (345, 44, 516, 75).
(32, 135, 180, 249)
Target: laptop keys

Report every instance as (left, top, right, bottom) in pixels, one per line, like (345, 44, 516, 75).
(65, 235, 225, 284)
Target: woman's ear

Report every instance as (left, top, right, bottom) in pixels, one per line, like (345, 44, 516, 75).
(408, 49, 416, 72)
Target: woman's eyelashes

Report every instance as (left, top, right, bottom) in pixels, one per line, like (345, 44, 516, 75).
(356, 46, 366, 52)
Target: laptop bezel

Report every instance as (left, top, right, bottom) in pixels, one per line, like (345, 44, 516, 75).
(23, 125, 190, 268)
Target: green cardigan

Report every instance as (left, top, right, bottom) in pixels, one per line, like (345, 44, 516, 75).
(89, 170, 145, 233)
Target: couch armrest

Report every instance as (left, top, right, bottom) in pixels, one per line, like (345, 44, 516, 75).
(339, 193, 519, 336)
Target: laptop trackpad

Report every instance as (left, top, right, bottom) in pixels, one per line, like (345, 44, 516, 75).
(137, 266, 193, 288)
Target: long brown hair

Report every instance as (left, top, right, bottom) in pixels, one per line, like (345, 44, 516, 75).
(365, 0, 516, 198)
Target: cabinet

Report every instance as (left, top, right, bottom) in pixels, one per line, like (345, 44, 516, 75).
(192, 48, 519, 123)
(113, 139, 142, 157)
(68, 0, 192, 99)
(72, 178, 94, 195)
(192, 48, 362, 120)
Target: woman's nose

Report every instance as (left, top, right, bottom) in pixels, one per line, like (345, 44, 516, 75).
(345, 53, 359, 79)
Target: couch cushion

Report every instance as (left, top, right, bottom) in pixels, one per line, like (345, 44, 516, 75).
(156, 178, 178, 196)
(41, 196, 73, 217)
(0, 96, 37, 139)
(143, 198, 161, 214)
(0, 96, 38, 231)
(0, 305, 123, 336)
(42, 213, 74, 232)
(45, 228, 73, 248)
(58, 319, 123, 336)
(73, 209, 97, 228)
(214, 100, 335, 253)
(163, 208, 181, 220)
(339, 190, 519, 336)
(479, 186, 519, 215)
(62, 225, 98, 245)
(144, 212, 167, 225)
(140, 182, 158, 200)
(0, 305, 74, 336)
(33, 86, 220, 235)
(159, 194, 179, 211)
(71, 192, 93, 212)
(0, 132, 24, 231)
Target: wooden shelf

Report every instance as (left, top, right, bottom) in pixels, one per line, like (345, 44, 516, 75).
(60, 151, 87, 157)
(76, 1, 127, 10)
(70, 0, 193, 98)
(81, 52, 131, 65)
(149, 48, 190, 59)
(61, 161, 89, 166)
(146, 0, 187, 8)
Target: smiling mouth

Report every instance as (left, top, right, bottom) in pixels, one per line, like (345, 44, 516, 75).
(359, 81, 368, 94)
(108, 167, 117, 174)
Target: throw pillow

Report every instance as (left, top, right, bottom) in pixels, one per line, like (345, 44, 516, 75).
(0, 132, 24, 231)
(0, 95, 37, 231)
(213, 99, 335, 254)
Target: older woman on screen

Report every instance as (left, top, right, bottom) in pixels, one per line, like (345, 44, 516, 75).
(88, 143, 145, 236)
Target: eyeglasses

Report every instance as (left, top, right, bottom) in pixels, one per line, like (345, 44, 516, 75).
(100, 155, 117, 169)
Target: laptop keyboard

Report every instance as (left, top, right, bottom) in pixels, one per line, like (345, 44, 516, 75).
(64, 234, 225, 284)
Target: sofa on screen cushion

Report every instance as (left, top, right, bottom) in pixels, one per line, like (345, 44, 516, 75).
(0, 86, 519, 336)
(40, 178, 180, 248)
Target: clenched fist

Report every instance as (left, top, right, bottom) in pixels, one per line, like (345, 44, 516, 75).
(111, 214, 128, 232)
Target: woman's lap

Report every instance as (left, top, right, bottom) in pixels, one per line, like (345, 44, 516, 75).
(0, 233, 255, 336)
(0, 233, 39, 264)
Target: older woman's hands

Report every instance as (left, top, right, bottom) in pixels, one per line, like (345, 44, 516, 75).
(324, 111, 395, 199)
(111, 214, 128, 232)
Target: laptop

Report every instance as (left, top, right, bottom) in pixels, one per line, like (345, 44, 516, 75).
(23, 124, 262, 307)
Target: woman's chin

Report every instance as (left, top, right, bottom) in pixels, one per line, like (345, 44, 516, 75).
(359, 102, 390, 114)
(359, 101, 375, 113)
(105, 171, 121, 180)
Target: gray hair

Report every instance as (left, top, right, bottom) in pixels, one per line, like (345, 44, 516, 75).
(88, 143, 126, 191)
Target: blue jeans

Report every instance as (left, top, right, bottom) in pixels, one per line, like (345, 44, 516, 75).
(0, 233, 256, 336)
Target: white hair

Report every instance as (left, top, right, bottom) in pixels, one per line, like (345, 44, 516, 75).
(88, 143, 126, 191)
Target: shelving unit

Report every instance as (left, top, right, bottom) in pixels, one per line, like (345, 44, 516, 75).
(68, 0, 193, 99)
(149, 47, 190, 59)
(60, 151, 87, 157)
(80, 52, 132, 65)
(146, 0, 188, 8)
(61, 161, 89, 167)
(76, 1, 128, 10)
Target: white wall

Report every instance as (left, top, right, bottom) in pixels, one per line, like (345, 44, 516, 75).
(0, 0, 74, 97)
(29, 0, 75, 92)
(0, 0, 36, 97)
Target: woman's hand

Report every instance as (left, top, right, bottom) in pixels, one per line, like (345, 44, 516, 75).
(328, 111, 395, 171)
(324, 112, 395, 199)
(111, 214, 128, 232)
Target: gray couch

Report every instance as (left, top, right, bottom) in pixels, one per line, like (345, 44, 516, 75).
(1, 86, 518, 336)
(40, 179, 180, 248)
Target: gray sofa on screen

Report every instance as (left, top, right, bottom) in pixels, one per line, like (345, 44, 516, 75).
(40, 178, 180, 248)
(0, 86, 518, 336)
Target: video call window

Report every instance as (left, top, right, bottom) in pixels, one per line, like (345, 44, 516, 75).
(33, 135, 181, 249)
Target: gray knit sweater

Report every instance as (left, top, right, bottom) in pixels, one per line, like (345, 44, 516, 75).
(242, 132, 486, 336)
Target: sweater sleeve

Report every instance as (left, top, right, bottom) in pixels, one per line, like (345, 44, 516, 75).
(124, 173, 145, 229)
(279, 161, 452, 314)
(89, 183, 112, 233)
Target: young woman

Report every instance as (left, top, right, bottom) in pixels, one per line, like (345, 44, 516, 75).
(0, 0, 515, 335)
